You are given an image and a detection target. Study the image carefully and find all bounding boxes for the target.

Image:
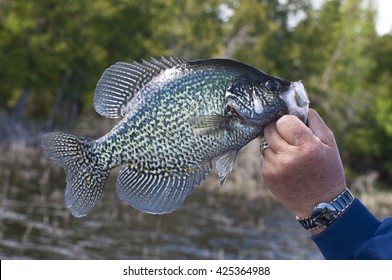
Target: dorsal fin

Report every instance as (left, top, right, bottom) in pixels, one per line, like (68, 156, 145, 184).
(93, 56, 187, 118)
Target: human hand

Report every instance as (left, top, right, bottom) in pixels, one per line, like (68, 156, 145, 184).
(260, 109, 346, 227)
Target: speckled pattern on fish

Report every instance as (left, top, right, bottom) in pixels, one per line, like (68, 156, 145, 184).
(42, 57, 309, 217)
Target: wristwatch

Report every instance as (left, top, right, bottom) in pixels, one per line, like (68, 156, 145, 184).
(297, 188, 354, 230)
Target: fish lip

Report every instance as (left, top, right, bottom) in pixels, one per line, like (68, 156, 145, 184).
(281, 81, 310, 123)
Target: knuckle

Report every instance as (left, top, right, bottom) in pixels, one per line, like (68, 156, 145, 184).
(326, 127, 335, 141)
(304, 141, 320, 155)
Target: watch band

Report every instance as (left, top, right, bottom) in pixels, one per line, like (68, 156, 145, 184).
(297, 188, 354, 230)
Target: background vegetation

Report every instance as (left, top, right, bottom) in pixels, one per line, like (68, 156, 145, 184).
(1, 0, 392, 187)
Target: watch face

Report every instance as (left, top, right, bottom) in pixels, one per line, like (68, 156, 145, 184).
(311, 203, 338, 227)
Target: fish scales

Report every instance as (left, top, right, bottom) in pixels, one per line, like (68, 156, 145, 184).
(96, 64, 253, 169)
(42, 57, 309, 217)
(97, 65, 239, 173)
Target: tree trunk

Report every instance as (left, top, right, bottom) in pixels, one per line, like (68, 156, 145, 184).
(47, 74, 68, 130)
(13, 88, 31, 120)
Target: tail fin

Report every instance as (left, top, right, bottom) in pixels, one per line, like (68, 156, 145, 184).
(41, 132, 109, 217)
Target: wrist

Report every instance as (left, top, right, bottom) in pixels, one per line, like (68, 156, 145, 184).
(296, 187, 354, 233)
(291, 184, 347, 218)
(310, 227, 325, 235)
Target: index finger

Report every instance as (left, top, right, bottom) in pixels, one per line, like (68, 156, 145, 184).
(275, 114, 314, 147)
(263, 121, 286, 153)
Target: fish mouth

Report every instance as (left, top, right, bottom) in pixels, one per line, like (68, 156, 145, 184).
(280, 81, 310, 124)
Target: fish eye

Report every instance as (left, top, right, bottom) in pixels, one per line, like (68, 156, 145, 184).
(265, 80, 280, 91)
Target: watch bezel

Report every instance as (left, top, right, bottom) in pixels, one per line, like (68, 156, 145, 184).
(311, 202, 339, 227)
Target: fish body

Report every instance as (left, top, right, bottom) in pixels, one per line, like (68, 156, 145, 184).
(42, 57, 309, 217)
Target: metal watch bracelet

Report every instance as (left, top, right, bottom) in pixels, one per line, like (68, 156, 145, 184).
(297, 187, 354, 230)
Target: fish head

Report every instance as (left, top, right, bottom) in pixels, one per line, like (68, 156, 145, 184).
(225, 77, 309, 126)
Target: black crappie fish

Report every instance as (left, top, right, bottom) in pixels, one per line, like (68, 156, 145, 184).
(42, 57, 309, 217)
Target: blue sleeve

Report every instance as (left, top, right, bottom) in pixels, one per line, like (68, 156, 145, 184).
(311, 198, 392, 259)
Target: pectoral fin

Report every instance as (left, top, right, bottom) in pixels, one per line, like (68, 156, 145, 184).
(188, 115, 231, 135)
(215, 150, 238, 186)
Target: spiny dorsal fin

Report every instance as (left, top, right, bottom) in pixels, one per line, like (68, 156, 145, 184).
(93, 56, 187, 118)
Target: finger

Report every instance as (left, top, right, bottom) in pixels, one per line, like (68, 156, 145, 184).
(260, 141, 274, 159)
(275, 114, 314, 147)
(307, 109, 335, 146)
(259, 144, 276, 174)
(263, 121, 288, 152)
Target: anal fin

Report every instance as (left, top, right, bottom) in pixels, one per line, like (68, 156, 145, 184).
(116, 163, 210, 214)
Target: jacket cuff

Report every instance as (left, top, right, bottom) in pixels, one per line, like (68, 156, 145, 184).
(311, 198, 381, 259)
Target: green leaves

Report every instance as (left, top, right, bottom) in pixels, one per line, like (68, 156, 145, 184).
(1, 0, 392, 183)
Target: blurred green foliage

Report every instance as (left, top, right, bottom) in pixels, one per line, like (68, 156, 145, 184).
(1, 0, 392, 183)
